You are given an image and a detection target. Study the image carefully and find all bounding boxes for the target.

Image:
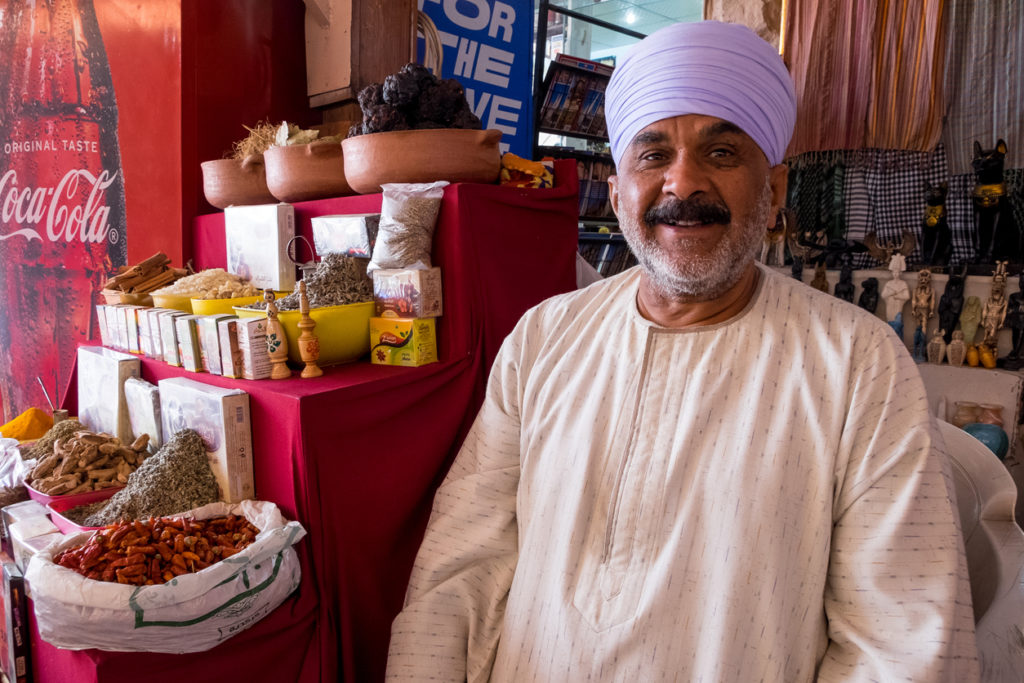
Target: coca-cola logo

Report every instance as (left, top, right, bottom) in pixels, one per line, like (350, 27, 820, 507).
(0, 168, 120, 245)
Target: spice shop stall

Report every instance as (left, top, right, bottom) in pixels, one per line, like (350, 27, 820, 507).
(27, 162, 579, 683)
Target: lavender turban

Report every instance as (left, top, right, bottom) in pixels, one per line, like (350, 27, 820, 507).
(605, 21, 796, 168)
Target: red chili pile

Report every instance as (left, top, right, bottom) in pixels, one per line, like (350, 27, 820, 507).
(54, 514, 260, 585)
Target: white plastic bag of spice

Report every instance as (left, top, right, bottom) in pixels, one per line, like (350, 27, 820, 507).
(26, 499, 306, 653)
(366, 180, 448, 273)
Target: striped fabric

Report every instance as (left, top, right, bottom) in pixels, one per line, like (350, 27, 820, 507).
(941, 0, 1024, 176)
(783, 0, 946, 157)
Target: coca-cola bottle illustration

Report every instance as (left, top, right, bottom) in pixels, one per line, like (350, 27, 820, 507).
(0, 0, 127, 420)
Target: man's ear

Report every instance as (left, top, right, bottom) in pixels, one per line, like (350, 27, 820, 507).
(767, 164, 788, 227)
(608, 174, 620, 217)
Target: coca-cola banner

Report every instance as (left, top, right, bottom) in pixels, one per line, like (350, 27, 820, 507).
(0, 0, 128, 420)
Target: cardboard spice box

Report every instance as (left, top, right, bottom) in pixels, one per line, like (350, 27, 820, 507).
(77, 346, 141, 441)
(158, 377, 255, 503)
(372, 267, 443, 318)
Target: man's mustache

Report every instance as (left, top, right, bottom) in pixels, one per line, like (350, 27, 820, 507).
(644, 198, 731, 227)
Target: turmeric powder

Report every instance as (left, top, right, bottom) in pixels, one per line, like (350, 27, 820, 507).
(0, 407, 53, 441)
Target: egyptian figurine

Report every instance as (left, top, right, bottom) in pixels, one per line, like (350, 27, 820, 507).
(937, 267, 966, 344)
(881, 253, 911, 339)
(858, 277, 880, 314)
(927, 328, 946, 365)
(960, 296, 982, 346)
(981, 262, 1009, 348)
(912, 268, 935, 361)
(921, 181, 952, 267)
(833, 254, 855, 303)
(1004, 271, 1024, 370)
(947, 329, 967, 367)
(809, 261, 829, 293)
(790, 256, 804, 282)
(972, 139, 1017, 263)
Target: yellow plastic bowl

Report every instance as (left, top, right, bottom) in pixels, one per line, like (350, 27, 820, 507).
(233, 300, 374, 365)
(191, 292, 288, 316)
(150, 292, 193, 313)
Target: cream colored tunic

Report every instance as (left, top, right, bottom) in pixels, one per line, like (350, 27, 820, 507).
(387, 265, 979, 682)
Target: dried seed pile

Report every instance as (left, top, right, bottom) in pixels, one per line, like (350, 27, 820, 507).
(19, 419, 85, 460)
(70, 429, 220, 527)
(243, 253, 372, 310)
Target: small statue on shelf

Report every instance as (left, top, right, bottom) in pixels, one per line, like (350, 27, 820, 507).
(787, 224, 826, 285)
(790, 256, 804, 282)
(1004, 271, 1024, 370)
(833, 254, 855, 303)
(960, 295, 982, 346)
(971, 139, 1017, 263)
(927, 328, 947, 365)
(809, 261, 829, 293)
(912, 268, 935, 362)
(937, 266, 966, 344)
(264, 289, 292, 380)
(296, 281, 323, 379)
(857, 277, 880, 314)
(864, 230, 916, 339)
(947, 329, 967, 367)
(881, 252, 911, 339)
(981, 261, 1009, 348)
(920, 181, 952, 267)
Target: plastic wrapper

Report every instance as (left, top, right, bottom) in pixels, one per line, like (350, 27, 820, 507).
(367, 181, 448, 273)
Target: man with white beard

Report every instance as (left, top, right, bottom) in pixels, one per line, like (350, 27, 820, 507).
(386, 21, 978, 683)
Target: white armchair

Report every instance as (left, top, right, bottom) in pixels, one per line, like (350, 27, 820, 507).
(939, 419, 1024, 682)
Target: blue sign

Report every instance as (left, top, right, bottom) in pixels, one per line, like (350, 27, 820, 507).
(417, 0, 534, 157)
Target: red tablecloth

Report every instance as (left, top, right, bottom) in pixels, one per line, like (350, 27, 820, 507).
(41, 162, 580, 683)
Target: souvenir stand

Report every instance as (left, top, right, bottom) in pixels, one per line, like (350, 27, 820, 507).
(30, 161, 580, 683)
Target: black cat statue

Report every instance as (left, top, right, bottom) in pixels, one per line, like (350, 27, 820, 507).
(921, 181, 952, 267)
(972, 139, 1018, 263)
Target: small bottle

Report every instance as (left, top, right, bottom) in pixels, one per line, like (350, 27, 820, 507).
(264, 290, 292, 380)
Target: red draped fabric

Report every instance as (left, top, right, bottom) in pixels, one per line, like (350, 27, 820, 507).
(41, 162, 580, 682)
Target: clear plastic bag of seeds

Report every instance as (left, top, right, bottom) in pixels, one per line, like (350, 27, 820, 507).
(367, 181, 448, 273)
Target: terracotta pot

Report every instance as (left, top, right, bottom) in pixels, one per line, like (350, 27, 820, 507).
(264, 140, 353, 203)
(200, 155, 277, 209)
(341, 128, 502, 194)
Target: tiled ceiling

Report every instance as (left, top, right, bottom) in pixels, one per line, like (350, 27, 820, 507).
(547, 0, 704, 52)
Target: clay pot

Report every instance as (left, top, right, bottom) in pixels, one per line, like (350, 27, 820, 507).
(952, 401, 980, 428)
(977, 403, 1005, 428)
(264, 140, 353, 203)
(200, 155, 277, 209)
(341, 128, 503, 194)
